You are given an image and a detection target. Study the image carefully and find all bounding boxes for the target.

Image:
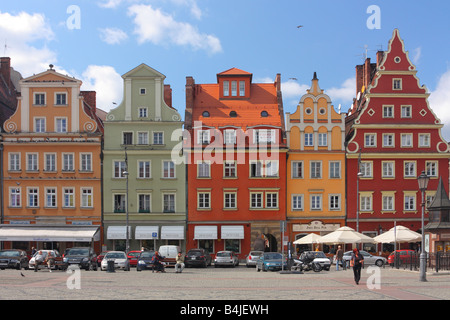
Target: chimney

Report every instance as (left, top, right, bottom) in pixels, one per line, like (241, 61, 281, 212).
(0, 57, 11, 87)
(80, 91, 96, 113)
(164, 84, 172, 108)
(376, 51, 384, 67)
(364, 57, 372, 91)
(185, 76, 195, 130)
(355, 64, 364, 97)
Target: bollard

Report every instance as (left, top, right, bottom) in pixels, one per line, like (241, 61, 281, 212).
(106, 259, 115, 273)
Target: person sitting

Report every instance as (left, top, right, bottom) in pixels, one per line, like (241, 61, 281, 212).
(46, 251, 55, 272)
(151, 251, 165, 273)
(175, 252, 185, 273)
(34, 251, 45, 272)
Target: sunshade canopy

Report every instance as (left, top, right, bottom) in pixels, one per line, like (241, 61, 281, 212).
(373, 225, 421, 244)
(317, 226, 374, 245)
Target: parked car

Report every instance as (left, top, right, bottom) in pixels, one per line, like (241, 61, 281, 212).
(214, 251, 239, 267)
(63, 247, 98, 271)
(256, 252, 286, 272)
(343, 250, 387, 267)
(158, 245, 181, 267)
(0, 249, 29, 270)
(96, 251, 109, 267)
(127, 250, 141, 267)
(185, 249, 212, 268)
(136, 250, 156, 271)
(101, 251, 130, 271)
(387, 249, 417, 266)
(245, 251, 264, 267)
(29, 250, 65, 270)
(300, 251, 331, 271)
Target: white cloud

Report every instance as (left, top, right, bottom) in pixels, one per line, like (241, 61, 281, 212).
(128, 4, 222, 54)
(81, 65, 123, 112)
(99, 27, 128, 45)
(412, 47, 422, 65)
(429, 69, 450, 141)
(281, 80, 309, 99)
(98, 0, 124, 8)
(327, 77, 356, 104)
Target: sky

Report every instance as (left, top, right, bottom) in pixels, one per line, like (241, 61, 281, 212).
(1, 0, 450, 140)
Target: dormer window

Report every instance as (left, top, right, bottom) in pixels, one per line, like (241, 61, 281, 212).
(202, 111, 210, 117)
(231, 81, 237, 96)
(261, 111, 268, 117)
(223, 81, 229, 97)
(239, 81, 245, 96)
(229, 111, 237, 117)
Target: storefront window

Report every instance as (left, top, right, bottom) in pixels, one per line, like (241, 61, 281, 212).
(198, 240, 214, 254)
(224, 239, 240, 253)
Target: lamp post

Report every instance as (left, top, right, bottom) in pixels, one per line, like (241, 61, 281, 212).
(123, 148, 129, 254)
(417, 170, 430, 282)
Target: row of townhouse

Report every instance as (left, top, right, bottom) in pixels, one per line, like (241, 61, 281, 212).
(0, 29, 448, 257)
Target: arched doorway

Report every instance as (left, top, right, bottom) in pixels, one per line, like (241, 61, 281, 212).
(264, 234, 277, 252)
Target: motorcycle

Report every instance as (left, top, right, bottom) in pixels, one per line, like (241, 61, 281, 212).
(291, 252, 322, 272)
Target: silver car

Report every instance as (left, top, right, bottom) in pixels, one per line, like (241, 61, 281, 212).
(101, 251, 130, 271)
(214, 251, 239, 267)
(245, 251, 263, 267)
(343, 250, 386, 267)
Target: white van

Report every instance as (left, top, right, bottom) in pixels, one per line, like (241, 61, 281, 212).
(158, 245, 181, 266)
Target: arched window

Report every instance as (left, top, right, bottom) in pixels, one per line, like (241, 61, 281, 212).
(229, 111, 237, 117)
(261, 111, 269, 117)
(202, 111, 210, 117)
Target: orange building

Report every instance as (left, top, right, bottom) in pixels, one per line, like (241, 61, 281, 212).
(0, 65, 103, 254)
(184, 68, 287, 259)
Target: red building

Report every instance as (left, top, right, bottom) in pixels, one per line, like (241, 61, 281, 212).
(346, 29, 450, 252)
(184, 68, 287, 259)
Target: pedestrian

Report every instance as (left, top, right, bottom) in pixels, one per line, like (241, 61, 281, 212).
(46, 251, 55, 272)
(152, 251, 165, 273)
(31, 247, 37, 256)
(175, 252, 185, 273)
(350, 248, 364, 285)
(335, 245, 345, 271)
(34, 250, 45, 272)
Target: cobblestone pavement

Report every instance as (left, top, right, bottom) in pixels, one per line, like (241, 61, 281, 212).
(1, 265, 449, 302)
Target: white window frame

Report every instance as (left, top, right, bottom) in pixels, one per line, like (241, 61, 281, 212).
(162, 160, 176, 178)
(62, 153, 75, 172)
(153, 132, 164, 145)
(291, 194, 303, 211)
(34, 92, 46, 106)
(329, 161, 341, 179)
(265, 192, 278, 209)
(138, 194, 151, 213)
(34, 117, 46, 133)
(113, 160, 127, 178)
(80, 153, 92, 172)
(383, 133, 395, 148)
(9, 153, 21, 171)
(382, 105, 394, 118)
(10, 187, 21, 208)
(426, 161, 438, 177)
(419, 133, 431, 148)
(404, 161, 416, 178)
(63, 188, 75, 208)
(81, 188, 93, 208)
(26, 153, 39, 172)
(137, 132, 149, 145)
(393, 79, 402, 90)
(44, 153, 57, 172)
(310, 161, 322, 179)
(138, 160, 151, 179)
(55, 92, 67, 106)
(55, 117, 67, 133)
(364, 133, 377, 147)
(318, 133, 327, 147)
(310, 194, 322, 211)
(250, 192, 263, 209)
(223, 161, 237, 178)
(27, 187, 39, 208)
(224, 192, 237, 209)
(163, 193, 176, 213)
(197, 161, 211, 178)
(401, 105, 411, 118)
(382, 161, 395, 178)
(329, 194, 341, 210)
(45, 187, 57, 208)
(401, 133, 413, 148)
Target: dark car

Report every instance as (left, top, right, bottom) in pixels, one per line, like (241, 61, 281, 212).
(63, 247, 98, 271)
(0, 249, 29, 270)
(136, 250, 155, 271)
(185, 249, 212, 268)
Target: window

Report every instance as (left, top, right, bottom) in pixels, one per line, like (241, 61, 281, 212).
(45, 154, 56, 172)
(224, 130, 236, 145)
(198, 192, 210, 209)
(137, 132, 148, 145)
(310, 161, 322, 179)
(34, 93, 45, 105)
(382, 161, 395, 178)
(419, 134, 430, 147)
(63, 188, 74, 208)
(292, 161, 303, 178)
(329, 195, 341, 210)
(10, 188, 21, 208)
(393, 79, 402, 90)
(9, 153, 20, 171)
(27, 188, 39, 208)
(114, 161, 126, 178)
(382, 195, 394, 211)
(365, 134, 376, 147)
(138, 161, 151, 178)
(261, 111, 269, 117)
(404, 194, 416, 211)
(292, 195, 303, 210)
(153, 132, 164, 145)
(401, 106, 411, 118)
(318, 133, 327, 147)
(27, 153, 38, 171)
(404, 161, 416, 178)
(81, 188, 93, 208)
(202, 111, 210, 117)
(197, 161, 211, 178)
(329, 161, 341, 179)
(304, 133, 313, 146)
(229, 111, 237, 117)
(254, 129, 276, 144)
(46, 188, 57, 208)
(139, 107, 148, 118)
(139, 194, 151, 213)
(163, 194, 175, 213)
(310, 195, 322, 210)
(250, 193, 263, 208)
(231, 81, 237, 96)
(224, 192, 236, 209)
(265, 161, 279, 177)
(163, 161, 175, 178)
(197, 130, 210, 144)
(360, 195, 372, 211)
(63, 154, 74, 172)
(426, 161, 438, 177)
(266, 193, 278, 209)
(55, 93, 67, 105)
(250, 161, 263, 178)
(223, 81, 229, 96)
(383, 105, 394, 118)
(239, 81, 245, 96)
(140, 88, 146, 95)
(114, 194, 126, 213)
(224, 161, 236, 178)
(401, 134, 412, 147)
(35, 118, 46, 133)
(55, 118, 67, 133)
(383, 134, 394, 147)
(80, 153, 92, 172)
(123, 132, 133, 145)
(360, 162, 373, 178)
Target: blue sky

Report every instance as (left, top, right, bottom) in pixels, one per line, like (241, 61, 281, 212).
(1, 0, 450, 140)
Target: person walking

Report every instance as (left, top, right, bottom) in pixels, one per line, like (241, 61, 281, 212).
(350, 248, 364, 285)
(335, 245, 345, 271)
(175, 252, 185, 273)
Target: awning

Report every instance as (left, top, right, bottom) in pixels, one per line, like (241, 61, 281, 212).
(221, 225, 244, 239)
(194, 226, 218, 240)
(107, 226, 131, 240)
(135, 226, 159, 240)
(161, 226, 184, 240)
(0, 225, 100, 242)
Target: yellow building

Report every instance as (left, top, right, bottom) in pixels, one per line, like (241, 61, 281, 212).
(285, 73, 346, 252)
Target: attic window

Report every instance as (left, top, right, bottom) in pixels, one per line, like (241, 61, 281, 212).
(261, 111, 269, 117)
(229, 111, 237, 117)
(202, 111, 210, 117)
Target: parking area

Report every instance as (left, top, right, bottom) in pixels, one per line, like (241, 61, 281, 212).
(0, 265, 449, 301)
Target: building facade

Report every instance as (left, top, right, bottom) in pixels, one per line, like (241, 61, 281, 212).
(286, 73, 346, 252)
(102, 64, 185, 252)
(345, 29, 450, 252)
(1, 65, 103, 253)
(184, 68, 287, 259)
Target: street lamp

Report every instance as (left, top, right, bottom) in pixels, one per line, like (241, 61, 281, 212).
(417, 170, 430, 282)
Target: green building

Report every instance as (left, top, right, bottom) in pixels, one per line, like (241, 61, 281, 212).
(102, 64, 186, 252)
